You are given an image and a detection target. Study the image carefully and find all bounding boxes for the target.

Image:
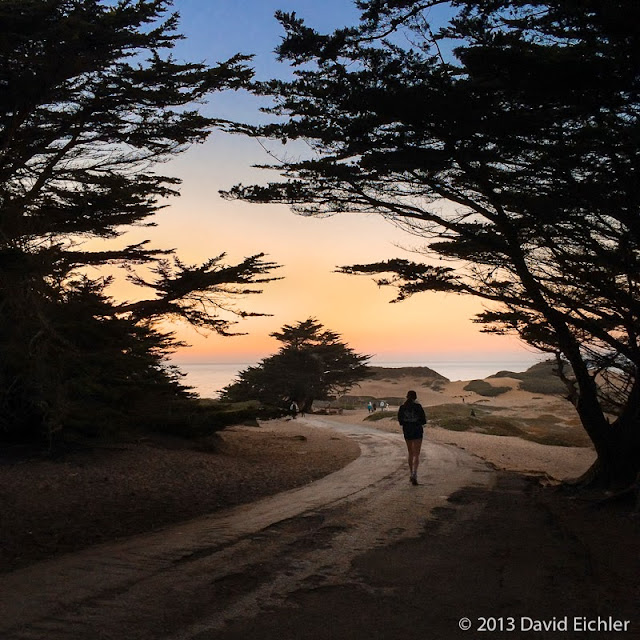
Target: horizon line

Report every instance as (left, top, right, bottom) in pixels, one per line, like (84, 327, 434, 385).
(171, 355, 547, 366)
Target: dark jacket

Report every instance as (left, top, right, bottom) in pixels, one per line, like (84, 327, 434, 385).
(398, 400, 427, 427)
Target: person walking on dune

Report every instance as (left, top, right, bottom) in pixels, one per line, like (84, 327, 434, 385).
(398, 390, 427, 485)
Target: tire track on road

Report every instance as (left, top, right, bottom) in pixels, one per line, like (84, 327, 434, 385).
(1, 419, 495, 640)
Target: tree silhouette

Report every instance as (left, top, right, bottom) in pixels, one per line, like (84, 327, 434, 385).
(222, 318, 371, 412)
(223, 1, 640, 489)
(0, 0, 279, 445)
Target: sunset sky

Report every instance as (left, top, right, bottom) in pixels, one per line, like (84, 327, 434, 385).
(116, 0, 542, 367)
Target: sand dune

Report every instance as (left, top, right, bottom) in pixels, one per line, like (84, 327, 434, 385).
(333, 367, 596, 482)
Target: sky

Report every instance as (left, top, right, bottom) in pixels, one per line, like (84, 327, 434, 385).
(114, 0, 542, 367)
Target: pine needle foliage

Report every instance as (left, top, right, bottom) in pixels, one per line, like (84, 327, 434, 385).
(0, 0, 279, 446)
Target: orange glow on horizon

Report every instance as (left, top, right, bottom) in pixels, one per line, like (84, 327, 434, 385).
(82, 133, 536, 367)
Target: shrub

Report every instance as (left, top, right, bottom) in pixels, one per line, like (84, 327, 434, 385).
(463, 380, 511, 397)
(490, 360, 569, 395)
(149, 400, 283, 438)
(518, 376, 567, 395)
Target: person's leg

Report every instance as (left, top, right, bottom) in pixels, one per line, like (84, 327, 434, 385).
(405, 439, 413, 475)
(410, 438, 423, 479)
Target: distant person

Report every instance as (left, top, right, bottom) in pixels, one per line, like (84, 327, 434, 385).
(379, 400, 386, 411)
(397, 390, 427, 485)
(373, 402, 378, 412)
(290, 401, 299, 419)
(367, 401, 373, 413)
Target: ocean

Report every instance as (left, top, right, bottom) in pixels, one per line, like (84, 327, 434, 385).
(174, 357, 544, 398)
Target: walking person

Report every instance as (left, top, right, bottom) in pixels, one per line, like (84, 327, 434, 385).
(289, 400, 299, 419)
(397, 390, 427, 485)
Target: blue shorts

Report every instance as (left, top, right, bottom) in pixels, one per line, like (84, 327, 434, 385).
(402, 423, 424, 441)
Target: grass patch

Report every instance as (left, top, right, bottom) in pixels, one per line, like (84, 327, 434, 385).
(421, 379, 446, 391)
(477, 418, 527, 438)
(427, 403, 591, 448)
(363, 410, 397, 422)
(428, 403, 496, 420)
(433, 411, 525, 437)
(436, 416, 482, 431)
(517, 414, 593, 447)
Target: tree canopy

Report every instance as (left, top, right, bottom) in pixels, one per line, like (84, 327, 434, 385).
(0, 0, 279, 445)
(223, 1, 640, 488)
(221, 318, 371, 412)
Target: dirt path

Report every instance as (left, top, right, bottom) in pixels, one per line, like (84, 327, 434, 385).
(0, 417, 493, 639)
(1, 418, 637, 640)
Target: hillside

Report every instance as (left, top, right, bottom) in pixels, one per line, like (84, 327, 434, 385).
(367, 366, 449, 382)
(343, 360, 592, 449)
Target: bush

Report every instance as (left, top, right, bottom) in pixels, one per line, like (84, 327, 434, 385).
(463, 380, 511, 397)
(518, 376, 567, 395)
(148, 400, 284, 438)
(490, 360, 569, 395)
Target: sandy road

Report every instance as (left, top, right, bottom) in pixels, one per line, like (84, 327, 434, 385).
(0, 418, 495, 640)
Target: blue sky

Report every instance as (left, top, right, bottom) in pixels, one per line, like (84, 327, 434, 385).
(173, 0, 362, 69)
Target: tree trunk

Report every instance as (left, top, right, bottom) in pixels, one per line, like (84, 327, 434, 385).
(575, 410, 640, 490)
(553, 332, 639, 489)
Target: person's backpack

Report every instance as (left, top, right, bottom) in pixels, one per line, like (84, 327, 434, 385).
(402, 403, 422, 424)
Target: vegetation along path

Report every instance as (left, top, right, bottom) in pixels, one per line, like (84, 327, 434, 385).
(2, 419, 637, 639)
